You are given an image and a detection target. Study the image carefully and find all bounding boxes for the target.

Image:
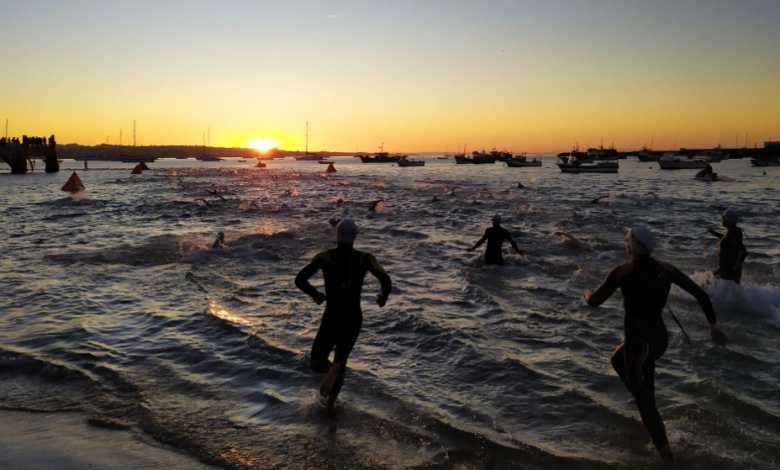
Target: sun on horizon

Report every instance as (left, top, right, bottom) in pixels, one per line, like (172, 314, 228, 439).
(248, 136, 283, 152)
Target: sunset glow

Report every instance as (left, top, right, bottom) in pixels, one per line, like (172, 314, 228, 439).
(248, 137, 283, 152)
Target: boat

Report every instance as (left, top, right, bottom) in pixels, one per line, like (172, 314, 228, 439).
(557, 154, 618, 173)
(437, 156, 449, 159)
(657, 155, 708, 169)
(360, 143, 401, 163)
(397, 156, 425, 167)
(74, 154, 112, 161)
(751, 158, 780, 167)
(635, 147, 659, 162)
(506, 154, 542, 167)
(587, 144, 619, 161)
(454, 153, 487, 164)
(558, 147, 593, 164)
(317, 160, 333, 164)
(196, 127, 222, 161)
(294, 121, 326, 161)
(489, 149, 513, 162)
(120, 120, 156, 163)
(694, 145, 729, 162)
(238, 159, 247, 163)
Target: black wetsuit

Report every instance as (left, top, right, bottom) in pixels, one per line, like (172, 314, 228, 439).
(714, 227, 747, 284)
(473, 226, 520, 265)
(295, 246, 391, 376)
(587, 258, 716, 453)
(704, 164, 713, 175)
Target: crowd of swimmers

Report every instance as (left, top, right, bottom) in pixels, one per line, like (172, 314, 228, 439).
(0, 135, 56, 147)
(212, 206, 747, 466)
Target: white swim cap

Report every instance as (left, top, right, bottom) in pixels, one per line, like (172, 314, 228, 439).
(491, 214, 502, 222)
(625, 227, 655, 255)
(336, 219, 358, 244)
(722, 209, 739, 223)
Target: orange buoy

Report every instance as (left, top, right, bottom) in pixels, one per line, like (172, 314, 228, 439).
(138, 161, 150, 171)
(131, 165, 142, 175)
(61, 172, 85, 191)
(326, 163, 337, 173)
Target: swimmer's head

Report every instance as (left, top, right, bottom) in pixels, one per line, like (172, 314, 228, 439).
(722, 208, 739, 226)
(218, 232, 225, 239)
(336, 219, 358, 244)
(491, 214, 501, 226)
(625, 227, 655, 257)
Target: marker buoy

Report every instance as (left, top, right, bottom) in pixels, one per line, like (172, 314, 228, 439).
(131, 165, 142, 175)
(138, 161, 150, 171)
(61, 172, 85, 191)
(326, 163, 337, 173)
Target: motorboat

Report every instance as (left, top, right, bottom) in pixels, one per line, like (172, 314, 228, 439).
(657, 155, 708, 169)
(397, 156, 425, 167)
(557, 154, 618, 173)
(636, 147, 659, 162)
(454, 153, 487, 164)
(751, 158, 780, 167)
(506, 155, 542, 167)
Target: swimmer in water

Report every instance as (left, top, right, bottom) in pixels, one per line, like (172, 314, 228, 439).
(585, 227, 727, 465)
(295, 219, 392, 408)
(369, 200, 384, 211)
(212, 232, 225, 249)
(706, 209, 748, 285)
(467, 214, 524, 265)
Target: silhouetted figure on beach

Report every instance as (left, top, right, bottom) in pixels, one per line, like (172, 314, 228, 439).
(295, 219, 391, 408)
(585, 227, 727, 465)
(467, 214, 524, 265)
(706, 209, 747, 284)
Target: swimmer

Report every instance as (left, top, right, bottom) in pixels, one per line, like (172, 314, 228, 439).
(295, 219, 392, 408)
(212, 232, 226, 249)
(328, 218, 341, 227)
(369, 200, 384, 211)
(467, 214, 524, 265)
(432, 196, 440, 202)
(585, 227, 727, 465)
(706, 209, 748, 285)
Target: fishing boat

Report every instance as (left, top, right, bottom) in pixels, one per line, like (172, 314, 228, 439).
(657, 154, 708, 169)
(635, 147, 659, 162)
(557, 147, 593, 164)
(360, 143, 401, 163)
(506, 154, 542, 167)
(397, 156, 425, 167)
(557, 154, 618, 173)
(588, 144, 619, 161)
(454, 153, 487, 164)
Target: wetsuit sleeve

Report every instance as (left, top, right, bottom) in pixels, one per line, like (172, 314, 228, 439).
(736, 231, 748, 263)
(472, 229, 489, 249)
(366, 254, 392, 300)
(504, 229, 520, 252)
(710, 230, 724, 239)
(670, 268, 717, 324)
(586, 269, 620, 307)
(295, 254, 326, 298)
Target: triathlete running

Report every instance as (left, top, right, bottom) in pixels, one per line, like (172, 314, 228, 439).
(467, 214, 524, 265)
(295, 219, 392, 408)
(585, 227, 727, 465)
(707, 208, 747, 285)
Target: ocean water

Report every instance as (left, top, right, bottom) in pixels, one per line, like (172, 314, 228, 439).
(1, 157, 778, 470)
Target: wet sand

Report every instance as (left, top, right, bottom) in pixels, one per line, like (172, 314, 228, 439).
(0, 411, 217, 470)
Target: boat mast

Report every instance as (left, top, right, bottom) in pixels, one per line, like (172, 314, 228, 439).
(208, 127, 211, 157)
(133, 120, 136, 155)
(4, 119, 7, 139)
(305, 121, 308, 155)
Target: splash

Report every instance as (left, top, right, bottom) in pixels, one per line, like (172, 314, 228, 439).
(684, 271, 780, 325)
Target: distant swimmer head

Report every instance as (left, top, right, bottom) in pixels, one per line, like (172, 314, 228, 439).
(218, 232, 225, 239)
(722, 208, 739, 223)
(336, 219, 358, 244)
(625, 227, 655, 256)
(491, 214, 501, 225)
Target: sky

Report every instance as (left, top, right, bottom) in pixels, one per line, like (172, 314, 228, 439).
(1, 0, 779, 153)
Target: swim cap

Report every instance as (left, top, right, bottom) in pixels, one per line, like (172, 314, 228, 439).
(722, 209, 738, 223)
(491, 214, 501, 222)
(625, 227, 655, 255)
(336, 219, 358, 244)
(218, 232, 224, 237)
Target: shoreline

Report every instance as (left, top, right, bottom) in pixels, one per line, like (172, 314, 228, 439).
(0, 410, 218, 470)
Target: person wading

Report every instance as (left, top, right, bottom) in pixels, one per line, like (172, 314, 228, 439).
(706, 208, 747, 285)
(295, 219, 392, 408)
(584, 227, 727, 465)
(467, 214, 524, 265)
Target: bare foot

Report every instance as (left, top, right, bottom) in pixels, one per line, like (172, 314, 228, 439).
(319, 363, 343, 408)
(658, 444, 674, 468)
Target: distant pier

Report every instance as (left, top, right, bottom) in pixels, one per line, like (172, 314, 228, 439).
(0, 135, 59, 174)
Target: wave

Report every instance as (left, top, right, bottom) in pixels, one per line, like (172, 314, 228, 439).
(686, 271, 780, 325)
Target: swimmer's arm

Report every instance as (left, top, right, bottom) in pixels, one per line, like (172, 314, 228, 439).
(468, 230, 489, 251)
(669, 268, 717, 324)
(585, 270, 619, 307)
(295, 258, 325, 299)
(706, 228, 723, 238)
(366, 254, 392, 302)
(505, 231, 524, 255)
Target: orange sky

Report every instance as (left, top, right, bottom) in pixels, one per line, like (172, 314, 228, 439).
(2, 1, 779, 153)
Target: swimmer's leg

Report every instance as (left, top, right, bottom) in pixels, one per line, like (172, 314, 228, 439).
(311, 315, 337, 374)
(319, 314, 362, 408)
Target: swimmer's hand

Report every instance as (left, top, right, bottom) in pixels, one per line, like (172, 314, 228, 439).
(706, 228, 719, 236)
(312, 292, 326, 305)
(466, 247, 475, 252)
(376, 294, 387, 308)
(584, 290, 594, 304)
(709, 324, 728, 347)
(516, 248, 525, 256)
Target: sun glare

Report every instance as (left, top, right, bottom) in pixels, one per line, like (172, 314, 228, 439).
(249, 137, 282, 152)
